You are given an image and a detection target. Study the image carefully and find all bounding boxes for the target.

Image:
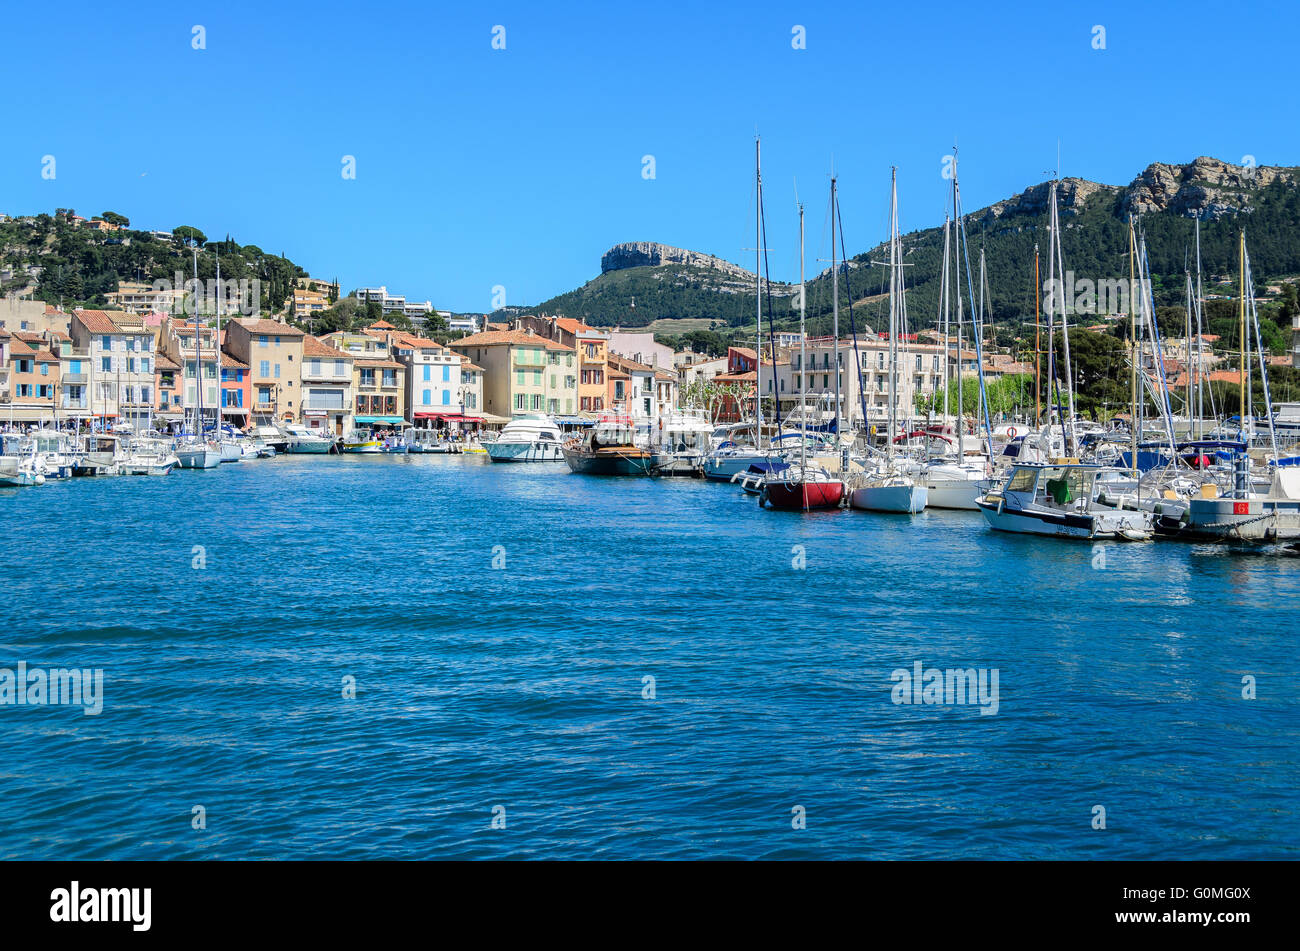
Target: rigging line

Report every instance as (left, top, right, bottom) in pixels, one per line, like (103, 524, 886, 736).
(953, 183, 996, 464)
(758, 179, 783, 434)
(835, 195, 872, 436)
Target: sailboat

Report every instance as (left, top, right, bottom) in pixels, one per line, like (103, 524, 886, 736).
(922, 156, 994, 509)
(702, 137, 787, 483)
(761, 192, 844, 510)
(1177, 230, 1300, 541)
(209, 251, 242, 463)
(850, 168, 927, 513)
(175, 245, 222, 470)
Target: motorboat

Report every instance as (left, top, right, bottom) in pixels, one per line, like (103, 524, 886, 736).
(342, 430, 383, 454)
(485, 414, 565, 462)
(976, 463, 1153, 540)
(283, 422, 334, 454)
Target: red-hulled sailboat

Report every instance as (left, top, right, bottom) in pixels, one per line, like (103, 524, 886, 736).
(758, 172, 844, 511)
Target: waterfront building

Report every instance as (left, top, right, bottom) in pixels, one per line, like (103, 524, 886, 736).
(449, 329, 575, 419)
(352, 355, 405, 429)
(56, 337, 90, 420)
(458, 356, 484, 422)
(69, 310, 156, 429)
(219, 352, 252, 431)
(157, 315, 219, 428)
(154, 353, 183, 422)
(606, 330, 674, 370)
(576, 328, 610, 413)
(3, 335, 59, 423)
(607, 353, 657, 419)
(0, 298, 71, 337)
(300, 335, 354, 436)
(378, 329, 461, 429)
(224, 318, 306, 423)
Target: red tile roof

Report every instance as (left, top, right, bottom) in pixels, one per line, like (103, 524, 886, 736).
(235, 318, 305, 337)
(450, 330, 572, 351)
(302, 334, 351, 359)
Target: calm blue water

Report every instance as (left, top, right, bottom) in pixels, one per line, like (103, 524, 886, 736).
(0, 455, 1295, 859)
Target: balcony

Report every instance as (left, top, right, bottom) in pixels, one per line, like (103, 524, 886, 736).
(62, 372, 88, 384)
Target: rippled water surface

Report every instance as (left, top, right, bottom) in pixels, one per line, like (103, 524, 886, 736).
(0, 454, 1296, 859)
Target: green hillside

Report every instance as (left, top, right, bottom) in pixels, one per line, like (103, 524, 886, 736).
(0, 210, 304, 313)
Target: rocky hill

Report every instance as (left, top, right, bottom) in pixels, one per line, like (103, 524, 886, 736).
(519, 157, 1300, 333)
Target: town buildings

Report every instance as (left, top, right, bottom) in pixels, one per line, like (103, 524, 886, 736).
(69, 310, 156, 429)
(224, 318, 306, 422)
(449, 329, 576, 420)
(300, 335, 354, 435)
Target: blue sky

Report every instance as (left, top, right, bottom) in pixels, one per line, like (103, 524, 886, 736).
(4, 0, 1295, 312)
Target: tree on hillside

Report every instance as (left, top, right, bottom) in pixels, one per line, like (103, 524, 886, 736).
(102, 211, 129, 228)
(173, 225, 207, 247)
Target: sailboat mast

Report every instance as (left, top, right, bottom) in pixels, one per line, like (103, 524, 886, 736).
(1184, 268, 1193, 439)
(799, 203, 807, 472)
(755, 137, 763, 446)
(952, 155, 964, 456)
(216, 249, 223, 440)
(887, 168, 898, 459)
(940, 217, 951, 430)
(1194, 218, 1205, 439)
(1034, 244, 1040, 427)
(1239, 230, 1248, 431)
(1128, 220, 1139, 487)
(831, 176, 840, 437)
(192, 246, 201, 438)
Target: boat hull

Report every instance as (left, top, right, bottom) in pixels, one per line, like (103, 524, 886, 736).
(486, 441, 565, 463)
(850, 484, 928, 513)
(1178, 497, 1300, 541)
(975, 498, 1151, 540)
(563, 447, 658, 475)
(703, 452, 781, 482)
(923, 473, 988, 510)
(175, 447, 222, 470)
(288, 440, 332, 454)
(762, 479, 844, 510)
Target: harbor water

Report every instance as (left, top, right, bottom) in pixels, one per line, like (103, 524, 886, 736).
(0, 455, 1296, 859)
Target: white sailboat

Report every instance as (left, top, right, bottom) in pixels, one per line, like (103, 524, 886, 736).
(175, 245, 222, 470)
(850, 168, 927, 513)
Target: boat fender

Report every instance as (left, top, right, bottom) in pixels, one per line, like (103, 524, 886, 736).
(758, 485, 769, 508)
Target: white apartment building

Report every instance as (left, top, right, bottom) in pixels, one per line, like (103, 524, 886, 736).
(301, 335, 354, 435)
(69, 310, 158, 428)
(354, 286, 434, 319)
(382, 330, 462, 426)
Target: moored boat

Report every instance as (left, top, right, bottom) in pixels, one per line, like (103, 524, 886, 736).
(485, 414, 565, 462)
(976, 463, 1153, 540)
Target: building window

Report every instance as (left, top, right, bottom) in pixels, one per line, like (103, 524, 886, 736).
(423, 389, 432, 405)
(442, 365, 450, 382)
(382, 369, 396, 387)
(259, 335, 268, 347)
(423, 365, 431, 381)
